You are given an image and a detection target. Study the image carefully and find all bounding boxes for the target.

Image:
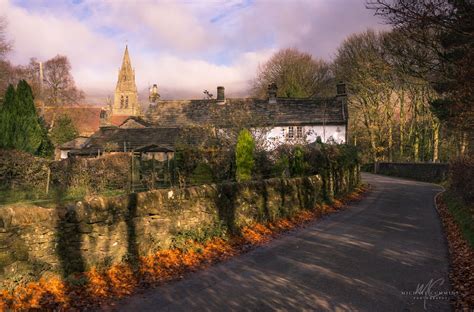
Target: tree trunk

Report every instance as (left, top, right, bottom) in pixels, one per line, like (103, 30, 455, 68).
(399, 93, 404, 161)
(388, 125, 393, 162)
(433, 121, 439, 162)
(460, 131, 468, 156)
(414, 134, 420, 162)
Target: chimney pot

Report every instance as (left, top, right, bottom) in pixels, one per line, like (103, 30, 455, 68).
(149, 83, 160, 103)
(268, 83, 278, 104)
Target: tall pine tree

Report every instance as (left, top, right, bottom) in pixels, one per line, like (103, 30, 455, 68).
(0, 84, 17, 149)
(0, 80, 53, 156)
(14, 80, 43, 154)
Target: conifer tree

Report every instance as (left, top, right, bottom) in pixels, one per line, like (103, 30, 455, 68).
(0, 84, 16, 149)
(14, 80, 42, 154)
(50, 115, 78, 146)
(36, 117, 54, 157)
(235, 129, 255, 182)
(0, 80, 52, 156)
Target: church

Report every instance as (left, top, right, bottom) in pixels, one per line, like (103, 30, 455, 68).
(60, 46, 348, 158)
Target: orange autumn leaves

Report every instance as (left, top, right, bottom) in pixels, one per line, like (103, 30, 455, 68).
(0, 277, 67, 311)
(0, 187, 366, 311)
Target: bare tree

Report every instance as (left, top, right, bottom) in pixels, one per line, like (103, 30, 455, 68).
(367, 0, 474, 151)
(334, 29, 444, 163)
(0, 17, 12, 98)
(0, 18, 10, 59)
(43, 55, 84, 106)
(252, 48, 332, 98)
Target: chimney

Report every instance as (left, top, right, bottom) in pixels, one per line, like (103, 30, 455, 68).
(268, 83, 277, 104)
(149, 84, 160, 103)
(336, 81, 346, 96)
(217, 86, 225, 103)
(99, 108, 109, 127)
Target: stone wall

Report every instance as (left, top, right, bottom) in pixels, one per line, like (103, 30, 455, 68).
(0, 173, 360, 284)
(366, 162, 449, 183)
(0, 150, 131, 195)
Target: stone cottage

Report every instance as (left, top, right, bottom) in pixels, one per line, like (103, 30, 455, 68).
(62, 46, 348, 158)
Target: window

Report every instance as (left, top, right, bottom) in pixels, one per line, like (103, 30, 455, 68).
(288, 126, 294, 138)
(120, 95, 124, 108)
(296, 126, 303, 138)
(125, 96, 129, 108)
(281, 128, 286, 138)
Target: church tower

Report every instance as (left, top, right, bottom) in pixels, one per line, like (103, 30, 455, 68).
(112, 45, 139, 116)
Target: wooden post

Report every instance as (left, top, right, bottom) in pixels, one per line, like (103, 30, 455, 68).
(45, 167, 51, 195)
(130, 152, 134, 193)
(152, 153, 156, 189)
(166, 153, 170, 186)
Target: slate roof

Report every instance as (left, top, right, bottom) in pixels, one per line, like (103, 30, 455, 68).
(59, 136, 90, 150)
(71, 95, 348, 156)
(71, 127, 182, 155)
(145, 97, 347, 128)
(117, 116, 152, 128)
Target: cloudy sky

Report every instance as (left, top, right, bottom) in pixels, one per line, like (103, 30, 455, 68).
(1, 0, 388, 102)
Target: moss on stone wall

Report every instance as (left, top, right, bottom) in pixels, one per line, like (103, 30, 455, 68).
(0, 172, 359, 285)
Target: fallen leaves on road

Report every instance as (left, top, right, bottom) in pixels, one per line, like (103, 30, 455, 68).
(0, 186, 368, 311)
(436, 193, 474, 311)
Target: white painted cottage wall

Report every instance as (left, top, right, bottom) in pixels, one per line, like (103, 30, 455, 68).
(253, 125, 346, 150)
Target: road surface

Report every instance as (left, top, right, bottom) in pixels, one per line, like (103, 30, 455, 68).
(114, 173, 451, 312)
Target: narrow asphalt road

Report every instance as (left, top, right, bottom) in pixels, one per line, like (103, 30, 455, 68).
(114, 173, 451, 312)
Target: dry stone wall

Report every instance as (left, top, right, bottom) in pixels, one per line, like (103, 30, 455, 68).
(372, 162, 449, 183)
(0, 173, 355, 284)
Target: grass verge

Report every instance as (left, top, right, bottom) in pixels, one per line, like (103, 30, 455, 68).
(436, 191, 474, 310)
(441, 191, 474, 248)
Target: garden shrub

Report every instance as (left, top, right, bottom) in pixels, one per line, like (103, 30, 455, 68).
(290, 145, 306, 177)
(254, 149, 273, 179)
(235, 129, 255, 182)
(190, 163, 214, 185)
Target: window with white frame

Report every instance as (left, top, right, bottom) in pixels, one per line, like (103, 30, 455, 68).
(296, 126, 303, 138)
(288, 126, 294, 138)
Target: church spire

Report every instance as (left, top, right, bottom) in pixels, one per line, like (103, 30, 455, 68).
(120, 45, 132, 73)
(117, 45, 135, 87)
(112, 45, 139, 116)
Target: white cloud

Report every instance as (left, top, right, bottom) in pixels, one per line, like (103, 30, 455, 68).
(134, 48, 275, 99)
(1, 0, 120, 91)
(1, 0, 389, 102)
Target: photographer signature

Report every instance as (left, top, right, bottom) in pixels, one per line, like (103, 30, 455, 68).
(414, 278, 445, 309)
